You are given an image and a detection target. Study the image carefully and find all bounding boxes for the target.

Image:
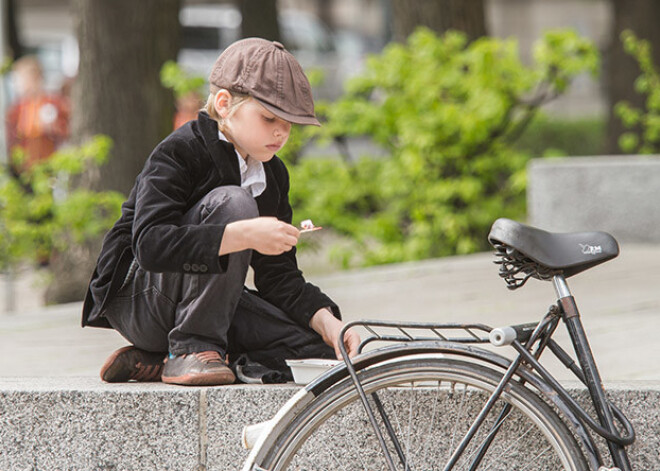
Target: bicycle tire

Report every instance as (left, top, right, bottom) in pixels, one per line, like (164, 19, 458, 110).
(253, 357, 588, 470)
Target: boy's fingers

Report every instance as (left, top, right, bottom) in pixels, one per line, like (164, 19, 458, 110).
(284, 234, 298, 247)
(348, 333, 360, 357)
(337, 329, 360, 359)
(287, 225, 301, 237)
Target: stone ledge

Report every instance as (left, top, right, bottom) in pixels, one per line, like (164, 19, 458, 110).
(0, 378, 295, 471)
(1, 378, 658, 470)
(528, 155, 660, 243)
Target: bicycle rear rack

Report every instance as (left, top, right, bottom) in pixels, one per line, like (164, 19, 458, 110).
(348, 319, 492, 355)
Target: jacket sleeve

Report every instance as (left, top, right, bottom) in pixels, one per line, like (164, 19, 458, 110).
(251, 161, 341, 327)
(131, 139, 228, 274)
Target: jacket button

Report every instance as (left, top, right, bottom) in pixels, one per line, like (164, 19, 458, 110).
(192, 264, 200, 272)
(200, 264, 208, 273)
(183, 263, 191, 271)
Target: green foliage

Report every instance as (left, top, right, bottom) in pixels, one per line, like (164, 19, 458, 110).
(288, 28, 599, 267)
(160, 60, 206, 98)
(532, 30, 599, 92)
(615, 30, 660, 153)
(0, 136, 124, 269)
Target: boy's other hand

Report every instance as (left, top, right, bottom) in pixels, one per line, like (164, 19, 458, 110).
(220, 217, 299, 256)
(310, 309, 361, 360)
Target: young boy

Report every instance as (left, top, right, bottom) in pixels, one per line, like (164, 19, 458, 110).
(82, 38, 360, 386)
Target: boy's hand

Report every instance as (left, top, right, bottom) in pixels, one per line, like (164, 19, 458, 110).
(220, 217, 299, 256)
(310, 309, 361, 359)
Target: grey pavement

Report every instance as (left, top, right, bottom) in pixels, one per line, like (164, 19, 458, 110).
(1, 243, 659, 381)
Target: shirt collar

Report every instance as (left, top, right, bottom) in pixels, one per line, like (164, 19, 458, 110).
(218, 130, 267, 197)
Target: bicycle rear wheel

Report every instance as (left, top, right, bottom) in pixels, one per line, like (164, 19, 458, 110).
(254, 357, 587, 470)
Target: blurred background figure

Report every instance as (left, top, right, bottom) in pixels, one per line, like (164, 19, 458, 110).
(5, 55, 70, 173)
(173, 89, 203, 130)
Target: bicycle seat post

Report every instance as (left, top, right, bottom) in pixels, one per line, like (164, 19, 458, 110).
(552, 274, 572, 300)
(552, 274, 632, 470)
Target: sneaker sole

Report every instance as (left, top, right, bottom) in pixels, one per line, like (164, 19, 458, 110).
(162, 370, 236, 386)
(100, 346, 164, 383)
(100, 346, 136, 382)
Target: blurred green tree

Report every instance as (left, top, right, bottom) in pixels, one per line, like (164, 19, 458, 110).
(160, 60, 206, 99)
(284, 28, 599, 267)
(0, 136, 124, 302)
(605, 0, 660, 154)
(614, 30, 660, 153)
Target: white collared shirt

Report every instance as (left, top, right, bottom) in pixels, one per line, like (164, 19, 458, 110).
(218, 131, 267, 198)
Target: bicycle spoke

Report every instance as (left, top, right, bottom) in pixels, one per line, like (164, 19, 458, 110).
(329, 446, 350, 471)
(444, 389, 499, 471)
(464, 410, 565, 471)
(404, 382, 414, 471)
(460, 404, 516, 469)
(420, 382, 441, 466)
(446, 382, 470, 465)
(344, 430, 372, 471)
(489, 424, 536, 463)
(383, 390, 406, 450)
(518, 446, 555, 471)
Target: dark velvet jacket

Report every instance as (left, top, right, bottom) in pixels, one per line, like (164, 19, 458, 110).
(82, 111, 339, 329)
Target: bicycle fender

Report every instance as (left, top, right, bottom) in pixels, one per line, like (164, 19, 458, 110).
(307, 341, 508, 396)
(241, 387, 316, 471)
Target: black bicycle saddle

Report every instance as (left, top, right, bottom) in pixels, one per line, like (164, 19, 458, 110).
(488, 218, 619, 279)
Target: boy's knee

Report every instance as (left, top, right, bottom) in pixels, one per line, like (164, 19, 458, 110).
(202, 186, 259, 223)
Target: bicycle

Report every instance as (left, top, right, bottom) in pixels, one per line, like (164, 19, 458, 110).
(241, 218, 636, 471)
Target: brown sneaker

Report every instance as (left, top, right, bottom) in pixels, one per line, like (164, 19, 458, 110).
(100, 346, 165, 383)
(161, 351, 235, 386)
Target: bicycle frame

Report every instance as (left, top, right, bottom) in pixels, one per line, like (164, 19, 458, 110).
(336, 274, 635, 471)
(549, 274, 632, 469)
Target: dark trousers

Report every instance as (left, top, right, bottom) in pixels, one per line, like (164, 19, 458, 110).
(103, 186, 333, 373)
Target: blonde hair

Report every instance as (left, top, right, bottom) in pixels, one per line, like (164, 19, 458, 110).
(204, 89, 250, 131)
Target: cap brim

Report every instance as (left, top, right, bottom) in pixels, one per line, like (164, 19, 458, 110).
(255, 98, 321, 127)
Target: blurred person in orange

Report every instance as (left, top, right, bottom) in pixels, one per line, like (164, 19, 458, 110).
(173, 90, 203, 130)
(6, 55, 70, 173)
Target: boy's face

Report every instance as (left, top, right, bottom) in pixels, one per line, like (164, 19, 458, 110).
(222, 97, 292, 162)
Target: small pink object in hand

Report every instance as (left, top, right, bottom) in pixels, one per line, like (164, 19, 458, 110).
(300, 219, 322, 233)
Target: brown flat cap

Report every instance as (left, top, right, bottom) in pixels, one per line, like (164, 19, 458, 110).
(209, 38, 320, 126)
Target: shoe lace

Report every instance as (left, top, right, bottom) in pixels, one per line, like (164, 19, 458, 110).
(130, 361, 163, 381)
(192, 351, 226, 365)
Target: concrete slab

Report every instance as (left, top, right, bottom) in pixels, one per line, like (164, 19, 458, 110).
(0, 378, 202, 471)
(528, 156, 660, 243)
(1, 379, 658, 470)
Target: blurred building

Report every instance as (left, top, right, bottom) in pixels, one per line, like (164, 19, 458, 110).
(488, 0, 612, 118)
(11, 0, 612, 116)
